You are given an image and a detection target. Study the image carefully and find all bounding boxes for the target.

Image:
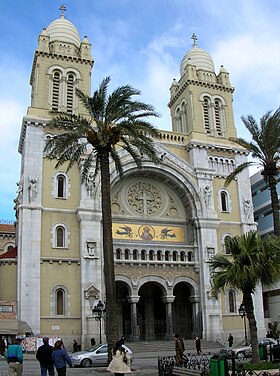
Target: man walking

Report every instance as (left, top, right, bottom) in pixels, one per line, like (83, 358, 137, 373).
(36, 337, 54, 376)
(6, 337, 23, 375)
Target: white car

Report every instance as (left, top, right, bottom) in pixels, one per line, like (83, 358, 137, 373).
(220, 338, 278, 359)
(70, 343, 133, 368)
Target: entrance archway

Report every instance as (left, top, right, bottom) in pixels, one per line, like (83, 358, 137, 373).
(173, 282, 194, 339)
(138, 282, 166, 340)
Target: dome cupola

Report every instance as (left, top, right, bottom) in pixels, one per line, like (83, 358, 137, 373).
(180, 33, 215, 76)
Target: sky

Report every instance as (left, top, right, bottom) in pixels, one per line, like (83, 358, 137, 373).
(0, 0, 279, 221)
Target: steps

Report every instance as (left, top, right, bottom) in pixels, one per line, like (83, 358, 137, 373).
(126, 339, 221, 353)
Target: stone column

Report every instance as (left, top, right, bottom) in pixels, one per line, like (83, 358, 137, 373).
(128, 295, 140, 341)
(162, 295, 175, 339)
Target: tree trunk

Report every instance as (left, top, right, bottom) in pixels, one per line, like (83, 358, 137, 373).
(100, 148, 119, 359)
(268, 176, 280, 237)
(243, 292, 259, 363)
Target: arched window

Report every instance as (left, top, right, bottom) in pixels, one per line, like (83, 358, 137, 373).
(187, 251, 192, 262)
(220, 191, 229, 212)
(165, 251, 169, 261)
(214, 99, 222, 136)
(141, 250, 146, 261)
(133, 249, 138, 260)
(124, 249, 129, 260)
(180, 251, 185, 262)
(172, 251, 177, 261)
(52, 71, 61, 111)
(228, 290, 236, 313)
(66, 73, 75, 113)
(203, 97, 211, 134)
(52, 223, 69, 248)
(56, 289, 64, 315)
(181, 102, 188, 133)
(175, 107, 182, 133)
(116, 249, 121, 260)
(57, 175, 65, 198)
(157, 250, 162, 261)
(149, 250, 154, 261)
(56, 226, 65, 247)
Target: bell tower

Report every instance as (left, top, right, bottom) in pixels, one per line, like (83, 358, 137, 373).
(28, 5, 94, 119)
(168, 34, 237, 143)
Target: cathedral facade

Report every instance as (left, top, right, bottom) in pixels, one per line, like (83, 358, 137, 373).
(14, 12, 266, 349)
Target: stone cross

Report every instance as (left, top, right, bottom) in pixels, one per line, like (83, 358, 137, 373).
(191, 33, 198, 46)
(59, 4, 66, 16)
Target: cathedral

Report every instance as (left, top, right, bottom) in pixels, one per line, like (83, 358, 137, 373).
(13, 9, 266, 349)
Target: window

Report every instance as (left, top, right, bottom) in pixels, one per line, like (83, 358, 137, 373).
(56, 289, 64, 315)
(203, 97, 211, 134)
(164, 251, 169, 261)
(57, 175, 65, 198)
(141, 250, 146, 261)
(172, 251, 177, 261)
(149, 250, 154, 261)
(66, 73, 75, 113)
(52, 223, 69, 248)
(56, 227, 65, 247)
(214, 99, 222, 136)
(157, 251, 162, 261)
(133, 249, 138, 260)
(124, 249, 129, 260)
(52, 71, 61, 110)
(228, 290, 236, 313)
(220, 190, 230, 212)
(53, 172, 69, 199)
(180, 251, 185, 262)
(116, 249, 121, 260)
(187, 251, 192, 262)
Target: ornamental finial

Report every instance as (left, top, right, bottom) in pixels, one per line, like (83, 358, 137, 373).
(59, 4, 66, 17)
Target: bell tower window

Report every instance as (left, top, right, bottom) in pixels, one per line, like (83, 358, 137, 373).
(203, 97, 211, 134)
(66, 73, 75, 113)
(52, 71, 61, 111)
(214, 99, 222, 136)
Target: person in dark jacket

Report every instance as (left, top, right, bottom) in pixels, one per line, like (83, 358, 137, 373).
(52, 340, 72, 376)
(36, 337, 54, 376)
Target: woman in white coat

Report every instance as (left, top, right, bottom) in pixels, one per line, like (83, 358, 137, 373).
(107, 342, 131, 376)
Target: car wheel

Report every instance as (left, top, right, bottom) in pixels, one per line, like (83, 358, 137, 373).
(81, 358, 92, 368)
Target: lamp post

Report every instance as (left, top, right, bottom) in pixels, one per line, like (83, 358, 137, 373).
(92, 300, 106, 344)
(238, 302, 248, 345)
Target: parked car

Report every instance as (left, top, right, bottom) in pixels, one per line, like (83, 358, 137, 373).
(220, 338, 278, 359)
(70, 343, 134, 368)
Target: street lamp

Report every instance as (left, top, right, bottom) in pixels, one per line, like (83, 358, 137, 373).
(92, 300, 106, 344)
(238, 302, 248, 345)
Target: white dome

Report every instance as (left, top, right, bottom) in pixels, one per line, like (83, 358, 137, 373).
(46, 15, 80, 47)
(180, 45, 215, 76)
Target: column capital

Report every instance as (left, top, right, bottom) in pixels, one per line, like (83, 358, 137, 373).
(127, 295, 140, 304)
(162, 295, 175, 304)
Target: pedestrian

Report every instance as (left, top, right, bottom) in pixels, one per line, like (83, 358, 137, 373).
(5, 337, 23, 376)
(107, 341, 132, 376)
(174, 334, 185, 365)
(90, 337, 96, 346)
(228, 333, 233, 347)
(195, 336, 202, 355)
(0, 337, 5, 356)
(36, 337, 55, 376)
(52, 340, 72, 376)
(72, 339, 78, 353)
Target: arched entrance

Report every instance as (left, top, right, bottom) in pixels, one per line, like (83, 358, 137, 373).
(173, 282, 195, 339)
(116, 281, 131, 339)
(138, 282, 166, 340)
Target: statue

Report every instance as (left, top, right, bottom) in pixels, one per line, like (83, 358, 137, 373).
(28, 177, 37, 203)
(244, 199, 253, 222)
(86, 171, 95, 197)
(204, 185, 212, 207)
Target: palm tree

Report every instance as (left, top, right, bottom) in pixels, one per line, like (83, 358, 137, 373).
(209, 231, 280, 363)
(44, 76, 160, 353)
(225, 107, 280, 236)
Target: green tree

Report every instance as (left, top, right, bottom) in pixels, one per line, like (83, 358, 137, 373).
(209, 231, 280, 362)
(225, 107, 280, 236)
(44, 76, 160, 353)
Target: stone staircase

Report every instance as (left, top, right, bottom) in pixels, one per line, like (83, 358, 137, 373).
(126, 339, 222, 353)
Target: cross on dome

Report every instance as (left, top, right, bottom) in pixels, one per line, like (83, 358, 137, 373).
(59, 4, 66, 17)
(191, 33, 198, 46)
